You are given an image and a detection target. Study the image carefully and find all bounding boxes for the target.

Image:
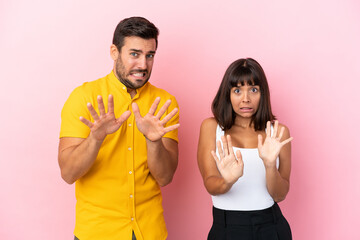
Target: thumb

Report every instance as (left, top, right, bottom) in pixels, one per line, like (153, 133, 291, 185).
(116, 110, 131, 125)
(257, 134, 263, 149)
(211, 150, 221, 166)
(235, 150, 243, 164)
(132, 102, 142, 120)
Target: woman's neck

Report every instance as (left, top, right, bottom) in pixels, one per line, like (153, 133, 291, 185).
(233, 117, 253, 129)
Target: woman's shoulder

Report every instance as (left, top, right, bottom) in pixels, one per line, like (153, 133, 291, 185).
(200, 118, 219, 136)
(201, 117, 218, 130)
(275, 121, 291, 138)
(199, 117, 218, 144)
(277, 122, 290, 130)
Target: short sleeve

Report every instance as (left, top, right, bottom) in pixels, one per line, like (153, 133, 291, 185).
(59, 86, 91, 138)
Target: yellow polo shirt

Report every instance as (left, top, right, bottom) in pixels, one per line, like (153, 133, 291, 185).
(60, 71, 179, 240)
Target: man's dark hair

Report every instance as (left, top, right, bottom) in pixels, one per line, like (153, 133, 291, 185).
(212, 58, 276, 131)
(112, 17, 159, 51)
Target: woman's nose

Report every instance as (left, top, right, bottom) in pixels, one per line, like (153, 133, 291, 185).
(241, 92, 250, 102)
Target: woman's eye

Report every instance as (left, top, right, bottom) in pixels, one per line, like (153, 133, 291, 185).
(251, 88, 259, 93)
(234, 89, 240, 93)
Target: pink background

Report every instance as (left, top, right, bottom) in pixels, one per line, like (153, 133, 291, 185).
(1, 0, 360, 239)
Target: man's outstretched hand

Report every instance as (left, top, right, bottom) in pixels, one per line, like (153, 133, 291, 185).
(132, 97, 180, 142)
(80, 95, 131, 142)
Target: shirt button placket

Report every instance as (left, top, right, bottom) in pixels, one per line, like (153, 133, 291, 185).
(127, 113, 135, 222)
(127, 111, 136, 226)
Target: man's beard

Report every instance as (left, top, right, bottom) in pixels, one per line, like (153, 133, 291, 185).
(115, 59, 151, 90)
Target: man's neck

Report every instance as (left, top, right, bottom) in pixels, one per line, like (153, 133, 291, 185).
(127, 88, 137, 99)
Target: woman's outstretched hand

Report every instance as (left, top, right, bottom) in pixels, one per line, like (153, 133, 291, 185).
(258, 120, 293, 168)
(211, 135, 244, 185)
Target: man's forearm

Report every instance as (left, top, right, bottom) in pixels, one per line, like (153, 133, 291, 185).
(58, 134, 103, 184)
(146, 138, 178, 187)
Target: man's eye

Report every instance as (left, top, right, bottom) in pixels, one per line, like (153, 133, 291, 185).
(130, 52, 138, 57)
(146, 54, 154, 58)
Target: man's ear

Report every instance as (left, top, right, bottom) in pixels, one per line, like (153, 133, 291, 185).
(110, 44, 119, 60)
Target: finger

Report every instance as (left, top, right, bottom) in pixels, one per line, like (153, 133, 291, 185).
(162, 123, 180, 133)
(281, 137, 294, 146)
(116, 110, 131, 125)
(235, 150, 243, 164)
(257, 134, 263, 149)
(132, 102, 142, 120)
(156, 99, 171, 119)
(160, 108, 178, 124)
(273, 120, 279, 138)
(79, 116, 93, 128)
(221, 135, 229, 156)
(217, 140, 224, 159)
(227, 135, 235, 156)
(97, 95, 106, 116)
(266, 121, 271, 137)
(107, 94, 114, 114)
(277, 127, 285, 141)
(87, 102, 100, 121)
(211, 150, 221, 166)
(148, 97, 161, 116)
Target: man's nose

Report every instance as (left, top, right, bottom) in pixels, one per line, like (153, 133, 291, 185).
(137, 56, 147, 69)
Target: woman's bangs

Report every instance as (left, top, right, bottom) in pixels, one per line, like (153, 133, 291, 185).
(230, 68, 258, 87)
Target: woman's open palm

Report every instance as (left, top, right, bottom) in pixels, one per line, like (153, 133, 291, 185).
(211, 135, 244, 185)
(258, 121, 293, 168)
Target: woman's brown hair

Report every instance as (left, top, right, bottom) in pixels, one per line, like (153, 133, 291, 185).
(211, 58, 276, 131)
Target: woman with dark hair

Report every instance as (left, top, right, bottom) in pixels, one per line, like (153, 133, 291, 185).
(197, 58, 293, 240)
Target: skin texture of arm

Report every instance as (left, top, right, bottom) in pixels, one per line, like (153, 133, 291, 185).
(197, 118, 242, 195)
(258, 121, 293, 202)
(132, 97, 180, 187)
(58, 95, 179, 186)
(58, 95, 131, 184)
(198, 118, 292, 202)
(146, 137, 178, 187)
(58, 135, 101, 184)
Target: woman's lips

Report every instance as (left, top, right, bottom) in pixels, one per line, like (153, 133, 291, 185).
(240, 107, 253, 112)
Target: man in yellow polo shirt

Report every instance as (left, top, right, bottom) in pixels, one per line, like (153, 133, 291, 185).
(58, 17, 179, 240)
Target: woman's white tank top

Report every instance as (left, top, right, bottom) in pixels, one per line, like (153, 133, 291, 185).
(211, 124, 279, 211)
